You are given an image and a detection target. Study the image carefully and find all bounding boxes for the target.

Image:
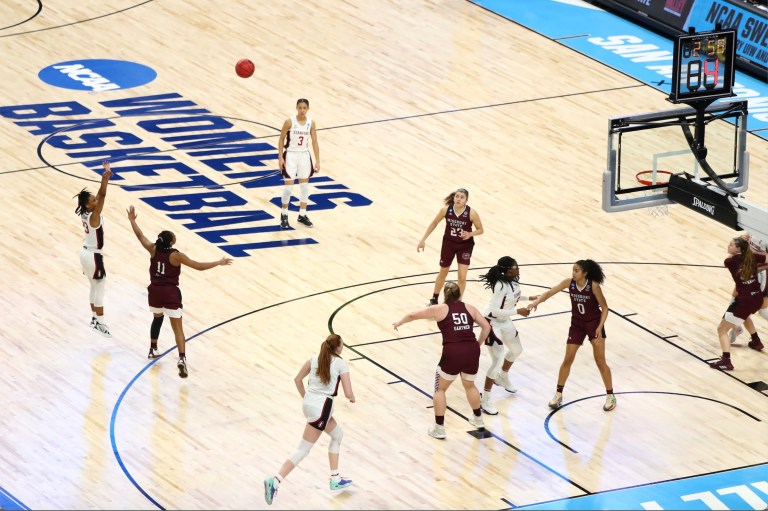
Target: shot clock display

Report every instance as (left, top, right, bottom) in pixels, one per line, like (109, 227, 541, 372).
(669, 29, 736, 103)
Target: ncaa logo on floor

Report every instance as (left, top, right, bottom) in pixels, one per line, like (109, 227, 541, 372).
(38, 59, 157, 91)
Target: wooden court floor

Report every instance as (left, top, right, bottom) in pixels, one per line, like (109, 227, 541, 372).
(0, 0, 766, 509)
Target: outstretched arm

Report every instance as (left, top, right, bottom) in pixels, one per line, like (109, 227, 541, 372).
(173, 252, 233, 271)
(126, 205, 155, 254)
(89, 161, 113, 228)
(393, 305, 443, 330)
(528, 278, 571, 311)
(418, 206, 448, 252)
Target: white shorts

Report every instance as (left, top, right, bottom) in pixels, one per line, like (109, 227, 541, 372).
(302, 392, 335, 423)
(149, 306, 183, 319)
(284, 150, 313, 180)
(79, 247, 105, 280)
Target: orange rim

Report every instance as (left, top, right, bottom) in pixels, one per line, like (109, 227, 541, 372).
(636, 170, 673, 186)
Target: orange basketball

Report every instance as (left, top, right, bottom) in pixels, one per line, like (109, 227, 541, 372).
(235, 59, 254, 78)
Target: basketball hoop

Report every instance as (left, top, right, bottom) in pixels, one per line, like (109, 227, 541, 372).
(636, 170, 673, 217)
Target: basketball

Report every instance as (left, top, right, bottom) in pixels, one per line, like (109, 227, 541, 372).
(235, 59, 254, 78)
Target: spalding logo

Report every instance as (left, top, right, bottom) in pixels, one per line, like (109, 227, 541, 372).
(38, 59, 157, 91)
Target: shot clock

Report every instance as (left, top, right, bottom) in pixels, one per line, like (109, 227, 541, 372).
(669, 29, 737, 104)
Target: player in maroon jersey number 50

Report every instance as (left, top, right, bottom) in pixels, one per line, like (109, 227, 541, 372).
(528, 259, 616, 412)
(127, 205, 232, 378)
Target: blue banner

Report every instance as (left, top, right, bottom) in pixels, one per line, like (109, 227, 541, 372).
(516, 464, 768, 510)
(684, 0, 768, 72)
(472, 0, 768, 140)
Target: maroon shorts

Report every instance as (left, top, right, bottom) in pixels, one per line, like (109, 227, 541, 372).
(726, 295, 763, 320)
(438, 341, 480, 375)
(439, 241, 473, 268)
(567, 317, 606, 345)
(148, 284, 183, 310)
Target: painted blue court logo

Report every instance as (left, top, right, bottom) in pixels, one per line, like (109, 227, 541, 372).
(38, 59, 157, 91)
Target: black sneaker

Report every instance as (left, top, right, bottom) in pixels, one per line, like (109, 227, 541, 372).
(148, 346, 159, 359)
(297, 215, 313, 227)
(428, 297, 438, 306)
(280, 215, 290, 230)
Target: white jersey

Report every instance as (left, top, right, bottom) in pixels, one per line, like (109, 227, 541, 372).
(286, 115, 312, 152)
(306, 355, 349, 397)
(483, 280, 521, 321)
(80, 212, 104, 250)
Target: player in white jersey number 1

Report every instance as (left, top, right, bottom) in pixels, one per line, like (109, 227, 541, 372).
(277, 98, 320, 230)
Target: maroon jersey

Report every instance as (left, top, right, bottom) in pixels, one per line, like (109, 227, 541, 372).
(437, 301, 477, 345)
(442, 206, 474, 246)
(569, 279, 602, 321)
(150, 249, 181, 286)
(725, 253, 766, 299)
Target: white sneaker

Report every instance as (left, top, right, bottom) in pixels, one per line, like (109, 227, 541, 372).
(480, 393, 498, 415)
(494, 372, 517, 393)
(729, 325, 744, 345)
(468, 414, 485, 429)
(177, 357, 188, 378)
(427, 424, 446, 439)
(91, 321, 112, 338)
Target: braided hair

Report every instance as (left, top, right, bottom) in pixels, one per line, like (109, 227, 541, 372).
(479, 256, 519, 290)
(155, 231, 175, 252)
(74, 188, 91, 216)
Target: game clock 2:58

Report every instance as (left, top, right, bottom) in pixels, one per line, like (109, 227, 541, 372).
(669, 29, 736, 104)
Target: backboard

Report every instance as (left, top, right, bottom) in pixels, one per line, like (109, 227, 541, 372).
(602, 100, 749, 213)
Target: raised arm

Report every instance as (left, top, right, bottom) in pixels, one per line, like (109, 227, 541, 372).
(310, 120, 320, 173)
(89, 161, 113, 228)
(294, 359, 311, 398)
(171, 251, 233, 271)
(417, 206, 448, 252)
(126, 205, 155, 254)
(277, 118, 291, 171)
(528, 278, 571, 311)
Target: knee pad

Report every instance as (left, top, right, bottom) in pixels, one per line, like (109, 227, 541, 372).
(299, 181, 309, 202)
(504, 335, 523, 363)
(759, 308, 768, 322)
(91, 278, 106, 307)
(288, 438, 314, 466)
(485, 343, 504, 380)
(328, 424, 343, 453)
(150, 315, 164, 339)
(282, 184, 294, 206)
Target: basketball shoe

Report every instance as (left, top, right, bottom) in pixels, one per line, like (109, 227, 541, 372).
(297, 215, 313, 227)
(494, 371, 517, 393)
(91, 321, 112, 338)
(480, 393, 498, 415)
(748, 338, 764, 351)
(603, 394, 617, 411)
(468, 414, 485, 429)
(709, 357, 734, 370)
(728, 325, 743, 344)
(177, 356, 188, 378)
(280, 214, 290, 230)
(427, 424, 446, 439)
(263, 476, 278, 505)
(548, 392, 563, 409)
(428, 297, 438, 306)
(148, 346, 159, 359)
(329, 477, 353, 491)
